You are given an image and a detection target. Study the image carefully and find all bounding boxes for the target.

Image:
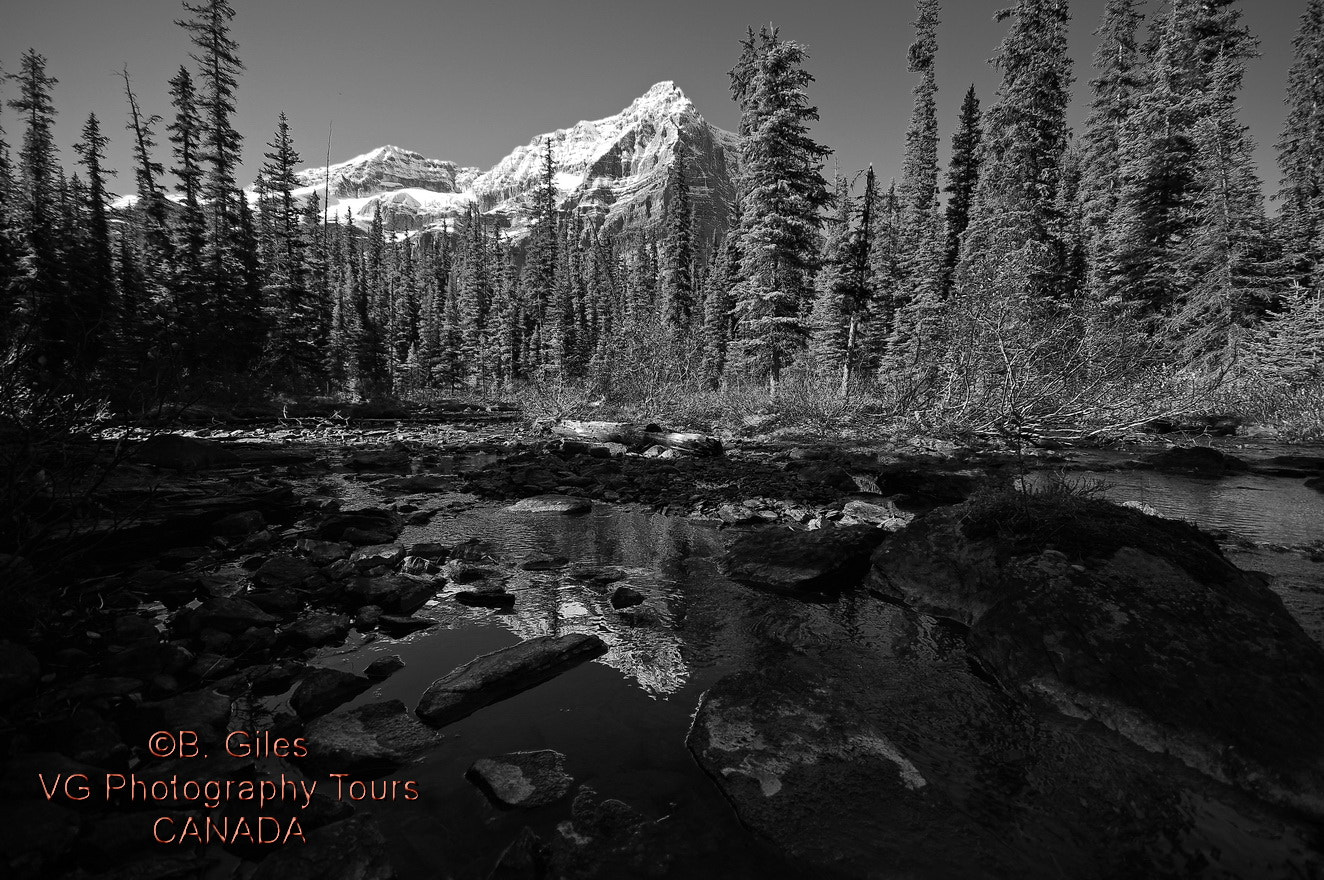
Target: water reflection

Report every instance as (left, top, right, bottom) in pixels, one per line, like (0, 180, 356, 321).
(399, 505, 724, 696)
(1026, 468, 1324, 545)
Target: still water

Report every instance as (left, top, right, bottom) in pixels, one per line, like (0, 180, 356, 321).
(298, 458, 1324, 878)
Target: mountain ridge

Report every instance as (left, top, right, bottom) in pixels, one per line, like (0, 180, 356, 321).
(286, 81, 739, 244)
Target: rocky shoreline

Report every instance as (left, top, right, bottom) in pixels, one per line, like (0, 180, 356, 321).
(1, 415, 1322, 878)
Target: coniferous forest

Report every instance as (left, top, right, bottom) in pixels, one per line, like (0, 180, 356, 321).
(1, 0, 1321, 441)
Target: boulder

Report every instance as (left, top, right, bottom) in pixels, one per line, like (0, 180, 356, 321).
(301, 699, 442, 775)
(350, 544, 406, 571)
(504, 494, 592, 515)
(455, 588, 516, 610)
(416, 633, 607, 726)
(135, 689, 231, 742)
(175, 598, 278, 635)
(364, 655, 405, 680)
(252, 554, 319, 589)
(311, 509, 404, 545)
(609, 586, 645, 610)
(689, 638, 1322, 879)
(290, 668, 372, 720)
(343, 575, 435, 614)
(297, 538, 352, 563)
(868, 492, 1324, 819)
(250, 816, 392, 880)
(283, 612, 351, 649)
(721, 525, 887, 595)
(377, 615, 438, 637)
(466, 749, 574, 808)
(841, 497, 914, 530)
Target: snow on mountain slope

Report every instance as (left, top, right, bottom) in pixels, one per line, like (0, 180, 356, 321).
(286, 81, 738, 243)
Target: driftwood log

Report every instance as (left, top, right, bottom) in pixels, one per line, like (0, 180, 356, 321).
(551, 420, 722, 456)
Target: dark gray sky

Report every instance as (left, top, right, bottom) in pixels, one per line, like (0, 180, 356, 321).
(0, 1, 1305, 202)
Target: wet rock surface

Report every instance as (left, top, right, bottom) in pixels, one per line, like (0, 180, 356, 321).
(466, 749, 574, 808)
(302, 699, 443, 775)
(721, 525, 887, 595)
(505, 494, 593, 515)
(868, 494, 1324, 818)
(690, 636, 1323, 879)
(417, 634, 609, 726)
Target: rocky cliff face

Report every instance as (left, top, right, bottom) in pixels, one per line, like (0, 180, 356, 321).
(280, 82, 739, 244)
(294, 145, 480, 200)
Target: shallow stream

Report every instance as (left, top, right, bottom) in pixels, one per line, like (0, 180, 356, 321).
(286, 450, 1324, 877)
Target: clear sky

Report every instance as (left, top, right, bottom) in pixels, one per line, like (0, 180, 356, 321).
(0, 1, 1306, 203)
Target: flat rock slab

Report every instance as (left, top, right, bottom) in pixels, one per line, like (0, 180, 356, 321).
(416, 633, 607, 727)
(721, 525, 887, 595)
(290, 668, 372, 720)
(466, 749, 573, 808)
(302, 699, 442, 776)
(505, 494, 592, 515)
(689, 641, 1324, 880)
(869, 495, 1324, 821)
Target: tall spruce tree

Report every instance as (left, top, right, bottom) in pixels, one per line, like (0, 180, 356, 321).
(177, 0, 252, 378)
(956, 0, 1073, 300)
(1277, 0, 1324, 287)
(8, 49, 66, 373)
(167, 65, 207, 361)
(726, 25, 831, 390)
(661, 152, 695, 333)
(941, 85, 981, 292)
(1080, 0, 1146, 281)
(887, 0, 948, 375)
(70, 113, 117, 372)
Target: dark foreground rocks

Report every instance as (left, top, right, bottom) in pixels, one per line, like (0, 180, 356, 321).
(302, 699, 443, 776)
(689, 636, 1324, 879)
(250, 816, 393, 880)
(416, 633, 607, 726)
(466, 749, 574, 808)
(720, 525, 887, 595)
(868, 492, 1324, 819)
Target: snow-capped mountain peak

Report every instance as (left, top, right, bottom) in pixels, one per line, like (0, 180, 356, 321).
(280, 81, 738, 241)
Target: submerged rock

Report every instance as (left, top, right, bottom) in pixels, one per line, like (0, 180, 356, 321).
(868, 492, 1324, 820)
(302, 699, 442, 775)
(721, 525, 887, 595)
(609, 586, 645, 610)
(253, 554, 320, 589)
(416, 633, 607, 727)
(455, 588, 516, 610)
(504, 494, 592, 515)
(466, 749, 573, 808)
(283, 612, 351, 649)
(290, 668, 372, 720)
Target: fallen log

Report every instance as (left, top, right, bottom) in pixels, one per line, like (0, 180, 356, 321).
(550, 420, 722, 456)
